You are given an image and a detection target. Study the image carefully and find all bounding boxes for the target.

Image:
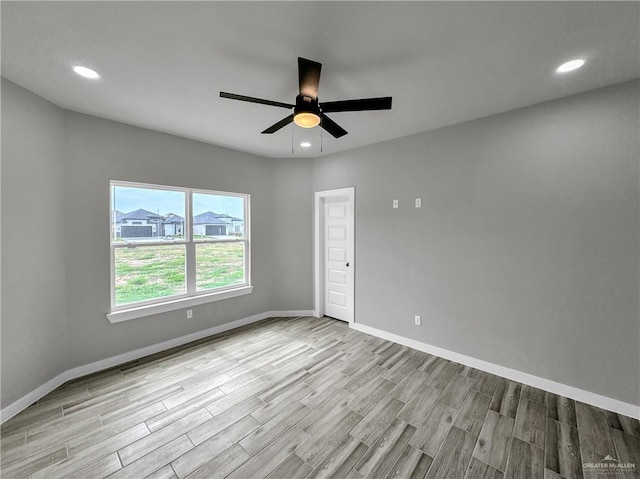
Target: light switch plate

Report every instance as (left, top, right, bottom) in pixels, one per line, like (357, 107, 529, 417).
(393, 199, 399, 209)
(415, 198, 422, 208)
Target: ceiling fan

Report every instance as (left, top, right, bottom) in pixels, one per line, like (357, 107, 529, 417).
(220, 57, 392, 139)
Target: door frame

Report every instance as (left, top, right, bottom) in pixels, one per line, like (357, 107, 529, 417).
(314, 187, 355, 323)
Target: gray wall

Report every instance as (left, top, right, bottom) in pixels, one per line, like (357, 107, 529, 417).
(1, 79, 70, 407)
(313, 80, 640, 406)
(269, 158, 314, 311)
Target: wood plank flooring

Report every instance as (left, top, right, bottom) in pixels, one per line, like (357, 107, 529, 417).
(1, 316, 639, 479)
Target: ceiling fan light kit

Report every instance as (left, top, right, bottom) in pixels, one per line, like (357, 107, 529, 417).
(294, 112, 321, 128)
(220, 57, 392, 140)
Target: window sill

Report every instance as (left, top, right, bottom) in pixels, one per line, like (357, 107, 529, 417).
(106, 286, 254, 323)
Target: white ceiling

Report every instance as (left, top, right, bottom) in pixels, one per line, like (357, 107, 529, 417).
(2, 2, 638, 158)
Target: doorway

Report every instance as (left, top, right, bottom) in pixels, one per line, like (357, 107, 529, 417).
(314, 187, 355, 323)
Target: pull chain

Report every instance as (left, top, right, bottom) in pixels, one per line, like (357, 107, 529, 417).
(291, 124, 294, 155)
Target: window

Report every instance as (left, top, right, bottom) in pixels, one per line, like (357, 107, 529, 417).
(110, 181, 250, 312)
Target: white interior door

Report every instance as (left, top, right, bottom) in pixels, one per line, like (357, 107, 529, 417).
(324, 199, 352, 322)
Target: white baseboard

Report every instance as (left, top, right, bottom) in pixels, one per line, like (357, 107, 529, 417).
(350, 322, 640, 419)
(0, 310, 309, 424)
(0, 374, 72, 426)
(268, 310, 314, 317)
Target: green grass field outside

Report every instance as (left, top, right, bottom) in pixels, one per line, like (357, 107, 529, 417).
(114, 242, 244, 305)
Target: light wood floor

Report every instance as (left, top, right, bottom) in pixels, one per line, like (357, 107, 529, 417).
(1, 316, 639, 479)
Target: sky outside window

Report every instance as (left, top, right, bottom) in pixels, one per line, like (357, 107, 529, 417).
(112, 186, 186, 217)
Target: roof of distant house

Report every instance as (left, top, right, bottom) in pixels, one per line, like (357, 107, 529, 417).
(119, 208, 162, 221)
(114, 210, 239, 224)
(193, 211, 229, 225)
(163, 213, 185, 224)
(215, 213, 242, 221)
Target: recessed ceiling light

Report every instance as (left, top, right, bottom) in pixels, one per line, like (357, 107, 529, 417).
(300, 142, 312, 148)
(72, 65, 100, 79)
(556, 59, 585, 74)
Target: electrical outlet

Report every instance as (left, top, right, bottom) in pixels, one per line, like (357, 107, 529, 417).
(415, 198, 422, 208)
(393, 199, 399, 209)
(186, 309, 193, 319)
(414, 315, 422, 326)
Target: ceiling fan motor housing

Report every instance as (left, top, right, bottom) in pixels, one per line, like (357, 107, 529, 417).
(295, 94, 320, 115)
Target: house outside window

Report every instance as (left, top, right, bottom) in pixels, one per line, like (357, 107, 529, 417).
(110, 181, 250, 311)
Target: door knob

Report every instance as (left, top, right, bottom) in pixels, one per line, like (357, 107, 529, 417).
(346, 262, 350, 267)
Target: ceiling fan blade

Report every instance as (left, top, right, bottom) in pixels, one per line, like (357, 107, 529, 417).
(320, 97, 392, 113)
(298, 57, 322, 99)
(220, 92, 294, 109)
(261, 114, 294, 134)
(320, 113, 348, 138)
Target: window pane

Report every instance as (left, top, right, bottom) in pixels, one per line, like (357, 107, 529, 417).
(112, 185, 186, 243)
(193, 193, 245, 240)
(115, 245, 186, 305)
(196, 243, 245, 291)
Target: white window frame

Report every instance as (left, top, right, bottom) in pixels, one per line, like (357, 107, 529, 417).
(108, 180, 251, 322)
